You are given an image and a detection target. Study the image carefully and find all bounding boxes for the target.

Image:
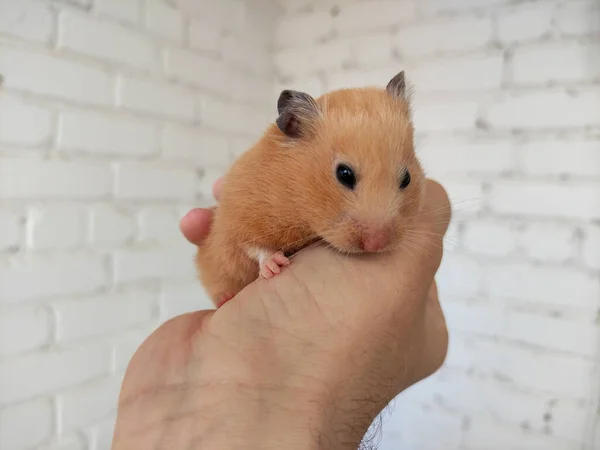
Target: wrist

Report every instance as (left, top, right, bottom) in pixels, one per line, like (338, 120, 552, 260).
(182, 374, 371, 450)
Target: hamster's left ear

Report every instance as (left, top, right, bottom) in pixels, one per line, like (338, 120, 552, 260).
(276, 90, 320, 138)
(386, 71, 409, 101)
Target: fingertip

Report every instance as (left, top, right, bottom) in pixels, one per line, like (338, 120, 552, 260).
(423, 178, 451, 236)
(180, 208, 214, 245)
(212, 177, 223, 201)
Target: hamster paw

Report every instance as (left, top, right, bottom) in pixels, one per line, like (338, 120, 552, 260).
(259, 251, 290, 279)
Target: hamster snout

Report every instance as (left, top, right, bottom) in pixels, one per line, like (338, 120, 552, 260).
(359, 226, 391, 252)
(352, 218, 396, 253)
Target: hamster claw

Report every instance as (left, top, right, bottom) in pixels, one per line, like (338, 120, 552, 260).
(259, 251, 290, 279)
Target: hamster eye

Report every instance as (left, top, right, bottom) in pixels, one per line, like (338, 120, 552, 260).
(336, 164, 356, 190)
(399, 170, 411, 190)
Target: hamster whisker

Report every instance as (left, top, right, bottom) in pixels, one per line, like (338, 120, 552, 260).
(403, 230, 464, 258)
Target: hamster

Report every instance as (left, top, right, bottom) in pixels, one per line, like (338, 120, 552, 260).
(195, 70, 425, 308)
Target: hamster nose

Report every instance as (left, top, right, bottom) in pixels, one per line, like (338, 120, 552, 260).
(360, 227, 391, 252)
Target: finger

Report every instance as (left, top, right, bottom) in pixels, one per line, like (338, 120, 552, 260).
(362, 178, 451, 301)
(212, 177, 223, 201)
(419, 179, 452, 238)
(179, 208, 215, 246)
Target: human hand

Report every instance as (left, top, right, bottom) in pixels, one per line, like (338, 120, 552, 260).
(111, 177, 451, 450)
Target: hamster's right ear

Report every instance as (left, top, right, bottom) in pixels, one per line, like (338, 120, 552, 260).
(276, 90, 320, 138)
(386, 71, 410, 101)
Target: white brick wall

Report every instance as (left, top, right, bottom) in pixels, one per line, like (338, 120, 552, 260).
(0, 0, 273, 449)
(1, 0, 599, 449)
(274, 0, 599, 448)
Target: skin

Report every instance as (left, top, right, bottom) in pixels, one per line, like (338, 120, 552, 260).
(110, 176, 451, 450)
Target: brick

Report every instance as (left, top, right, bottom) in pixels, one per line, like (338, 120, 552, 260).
(58, 13, 156, 70)
(497, 3, 553, 44)
(0, 253, 108, 304)
(438, 370, 589, 443)
(555, 1, 600, 37)
(58, 111, 157, 156)
(490, 181, 600, 220)
(512, 42, 600, 85)
(189, 18, 221, 54)
(26, 205, 88, 249)
(394, 17, 492, 58)
(138, 208, 180, 242)
(161, 281, 214, 320)
(484, 263, 599, 309)
(201, 97, 271, 136)
(0, 47, 112, 105)
(90, 205, 135, 246)
(583, 224, 600, 270)
(381, 402, 464, 449)
(334, 1, 417, 35)
(56, 291, 158, 342)
(115, 162, 197, 200)
(503, 310, 598, 358)
(236, 0, 274, 46)
(455, 339, 597, 400)
(88, 417, 117, 450)
(276, 0, 311, 15)
(164, 49, 230, 94)
(274, 46, 313, 78)
(38, 436, 86, 450)
(0, 343, 110, 404)
(443, 180, 486, 215)
(222, 36, 272, 77)
(418, 139, 514, 175)
(145, 0, 184, 42)
(463, 220, 518, 257)
(411, 55, 503, 92)
(0, 210, 21, 250)
(59, 377, 121, 431)
(352, 33, 394, 67)
(423, 0, 508, 13)
(522, 139, 600, 178)
(0, 398, 53, 450)
(464, 416, 582, 450)
(275, 11, 332, 48)
(414, 98, 480, 132)
(176, 0, 234, 27)
(163, 125, 230, 165)
(52, 0, 90, 6)
(519, 222, 577, 263)
(313, 40, 353, 73)
(430, 370, 532, 421)
(274, 75, 326, 99)
(0, 94, 52, 147)
(0, 307, 50, 357)
(486, 90, 600, 129)
(117, 77, 195, 121)
(326, 67, 401, 91)
(0, 0, 54, 43)
(230, 136, 255, 157)
(436, 254, 483, 298)
(276, 40, 352, 78)
(95, 0, 139, 23)
(442, 299, 504, 336)
(0, 158, 111, 200)
(113, 328, 153, 372)
(232, 72, 274, 106)
(113, 244, 196, 284)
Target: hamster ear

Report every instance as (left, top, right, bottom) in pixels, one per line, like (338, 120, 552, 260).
(276, 90, 319, 138)
(386, 70, 408, 100)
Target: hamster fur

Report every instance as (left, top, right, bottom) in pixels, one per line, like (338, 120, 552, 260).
(195, 71, 426, 307)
